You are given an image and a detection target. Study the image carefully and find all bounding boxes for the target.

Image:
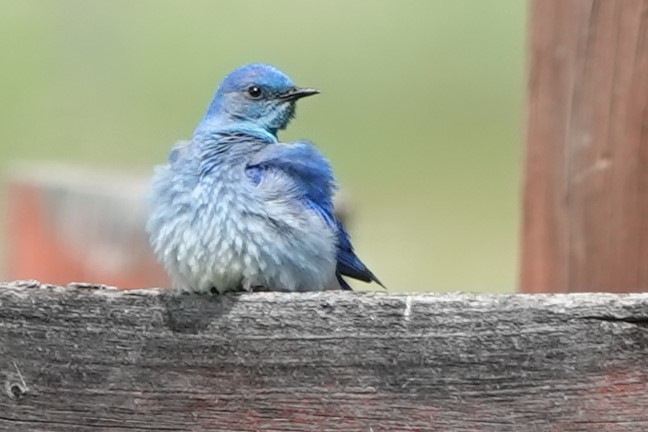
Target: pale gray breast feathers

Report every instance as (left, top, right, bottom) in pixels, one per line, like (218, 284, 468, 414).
(147, 141, 337, 293)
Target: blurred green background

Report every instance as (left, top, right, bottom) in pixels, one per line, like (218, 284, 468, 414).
(0, 0, 526, 292)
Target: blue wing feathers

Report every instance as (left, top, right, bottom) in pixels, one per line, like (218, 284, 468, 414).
(335, 221, 384, 287)
(336, 273, 353, 290)
(246, 141, 382, 289)
(247, 141, 335, 205)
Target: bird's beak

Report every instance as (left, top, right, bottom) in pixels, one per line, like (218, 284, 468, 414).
(278, 87, 320, 101)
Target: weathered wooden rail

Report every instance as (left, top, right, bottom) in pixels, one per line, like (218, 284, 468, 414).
(1, 281, 647, 431)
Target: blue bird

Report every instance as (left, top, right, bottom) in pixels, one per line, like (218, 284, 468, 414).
(146, 64, 382, 293)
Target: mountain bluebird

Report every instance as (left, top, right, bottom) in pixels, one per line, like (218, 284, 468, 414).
(146, 64, 382, 293)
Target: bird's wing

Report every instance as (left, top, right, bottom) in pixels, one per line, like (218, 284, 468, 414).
(334, 220, 384, 289)
(247, 141, 336, 216)
(247, 141, 383, 289)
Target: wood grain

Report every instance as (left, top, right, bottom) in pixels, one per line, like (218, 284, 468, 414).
(521, 0, 648, 292)
(1, 281, 648, 431)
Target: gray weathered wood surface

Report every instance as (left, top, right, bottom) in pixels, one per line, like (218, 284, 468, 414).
(1, 281, 648, 431)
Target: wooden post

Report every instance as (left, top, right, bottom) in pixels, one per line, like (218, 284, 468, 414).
(3, 164, 169, 289)
(2, 281, 648, 431)
(521, 0, 648, 293)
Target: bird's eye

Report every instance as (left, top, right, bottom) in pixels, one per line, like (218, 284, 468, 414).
(247, 86, 262, 98)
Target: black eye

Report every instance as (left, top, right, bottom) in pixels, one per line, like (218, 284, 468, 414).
(247, 86, 262, 98)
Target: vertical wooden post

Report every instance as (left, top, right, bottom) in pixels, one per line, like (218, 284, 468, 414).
(520, 0, 648, 293)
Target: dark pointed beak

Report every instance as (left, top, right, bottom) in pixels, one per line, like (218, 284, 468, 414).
(278, 87, 320, 102)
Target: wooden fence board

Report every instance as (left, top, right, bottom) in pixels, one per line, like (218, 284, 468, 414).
(1, 281, 647, 431)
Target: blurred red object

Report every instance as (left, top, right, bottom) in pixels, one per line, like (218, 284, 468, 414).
(3, 164, 169, 289)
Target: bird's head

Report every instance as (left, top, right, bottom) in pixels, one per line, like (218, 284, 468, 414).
(200, 64, 319, 136)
